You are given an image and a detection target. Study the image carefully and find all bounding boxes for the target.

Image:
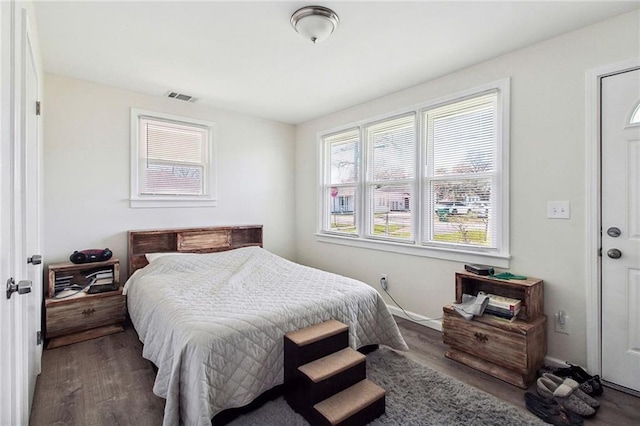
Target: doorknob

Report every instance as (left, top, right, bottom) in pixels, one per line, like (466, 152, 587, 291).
(27, 254, 42, 265)
(606, 227, 621, 238)
(6, 278, 32, 299)
(607, 248, 622, 259)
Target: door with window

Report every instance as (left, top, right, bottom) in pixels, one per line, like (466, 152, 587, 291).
(601, 67, 640, 393)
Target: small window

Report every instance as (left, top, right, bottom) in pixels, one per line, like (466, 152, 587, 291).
(631, 103, 640, 125)
(130, 109, 216, 208)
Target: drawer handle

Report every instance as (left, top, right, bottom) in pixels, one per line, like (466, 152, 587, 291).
(82, 308, 96, 316)
(474, 332, 489, 343)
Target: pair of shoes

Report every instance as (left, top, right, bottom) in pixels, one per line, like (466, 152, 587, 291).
(524, 392, 583, 425)
(542, 374, 599, 409)
(554, 364, 603, 396)
(537, 376, 596, 417)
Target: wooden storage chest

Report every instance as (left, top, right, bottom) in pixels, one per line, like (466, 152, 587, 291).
(442, 271, 546, 388)
(45, 259, 126, 348)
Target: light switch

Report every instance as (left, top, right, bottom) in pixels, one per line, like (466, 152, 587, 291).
(547, 201, 570, 219)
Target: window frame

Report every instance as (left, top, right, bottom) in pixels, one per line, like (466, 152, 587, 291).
(130, 108, 217, 208)
(316, 79, 510, 267)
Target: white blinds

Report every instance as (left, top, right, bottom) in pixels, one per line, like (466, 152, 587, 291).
(327, 129, 359, 185)
(325, 129, 360, 234)
(139, 117, 208, 196)
(427, 94, 496, 177)
(366, 114, 415, 240)
(367, 114, 415, 182)
(423, 92, 497, 248)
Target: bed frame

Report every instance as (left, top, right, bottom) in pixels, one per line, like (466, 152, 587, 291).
(127, 225, 263, 277)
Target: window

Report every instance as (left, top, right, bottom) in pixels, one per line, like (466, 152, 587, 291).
(318, 80, 509, 265)
(366, 114, 415, 240)
(130, 109, 216, 208)
(631, 102, 640, 125)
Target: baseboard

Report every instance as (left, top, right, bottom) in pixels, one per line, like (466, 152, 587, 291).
(543, 354, 569, 369)
(387, 305, 442, 332)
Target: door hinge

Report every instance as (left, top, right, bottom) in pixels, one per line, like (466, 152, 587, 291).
(598, 247, 602, 257)
(36, 101, 41, 116)
(36, 331, 42, 345)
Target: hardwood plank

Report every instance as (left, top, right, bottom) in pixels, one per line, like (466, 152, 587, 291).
(46, 324, 125, 349)
(30, 317, 640, 426)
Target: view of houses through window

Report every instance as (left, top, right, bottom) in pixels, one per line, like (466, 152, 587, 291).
(321, 87, 504, 255)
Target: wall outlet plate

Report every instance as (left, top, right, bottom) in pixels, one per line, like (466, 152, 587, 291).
(554, 311, 570, 334)
(547, 201, 571, 219)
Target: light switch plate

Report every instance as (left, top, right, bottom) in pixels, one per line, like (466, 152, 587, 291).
(547, 201, 570, 219)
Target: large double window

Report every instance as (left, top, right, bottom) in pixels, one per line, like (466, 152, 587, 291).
(319, 81, 509, 264)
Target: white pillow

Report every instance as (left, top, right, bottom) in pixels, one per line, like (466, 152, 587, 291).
(145, 252, 192, 263)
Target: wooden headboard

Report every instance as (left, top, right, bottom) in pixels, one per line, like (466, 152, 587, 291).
(128, 225, 263, 277)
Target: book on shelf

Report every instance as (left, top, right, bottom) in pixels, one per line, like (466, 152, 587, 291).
(93, 277, 115, 285)
(484, 311, 519, 322)
(486, 294, 522, 314)
(485, 304, 521, 317)
(84, 269, 114, 279)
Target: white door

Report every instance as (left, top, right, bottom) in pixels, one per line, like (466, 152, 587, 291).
(601, 68, 640, 393)
(0, 3, 43, 424)
(0, 3, 16, 423)
(23, 10, 43, 410)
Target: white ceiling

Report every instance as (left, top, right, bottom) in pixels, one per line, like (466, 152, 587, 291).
(34, 1, 639, 124)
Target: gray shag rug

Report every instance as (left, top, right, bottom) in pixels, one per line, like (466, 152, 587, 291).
(228, 347, 544, 425)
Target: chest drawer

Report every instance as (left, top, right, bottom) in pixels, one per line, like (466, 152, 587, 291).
(443, 310, 528, 372)
(46, 291, 126, 338)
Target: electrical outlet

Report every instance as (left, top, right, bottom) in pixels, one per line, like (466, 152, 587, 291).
(554, 310, 570, 334)
(379, 274, 388, 291)
(547, 201, 571, 219)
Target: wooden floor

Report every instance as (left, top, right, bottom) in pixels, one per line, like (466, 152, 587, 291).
(30, 318, 640, 425)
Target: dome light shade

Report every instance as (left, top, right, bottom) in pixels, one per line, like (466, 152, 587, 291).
(291, 6, 339, 44)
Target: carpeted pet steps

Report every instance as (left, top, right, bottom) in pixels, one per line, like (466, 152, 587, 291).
(284, 320, 386, 426)
(314, 379, 386, 426)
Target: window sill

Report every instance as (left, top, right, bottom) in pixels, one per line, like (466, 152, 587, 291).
(314, 233, 510, 268)
(130, 198, 218, 208)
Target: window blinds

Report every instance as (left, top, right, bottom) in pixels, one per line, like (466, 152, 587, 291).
(424, 92, 497, 248)
(366, 114, 415, 240)
(139, 118, 208, 196)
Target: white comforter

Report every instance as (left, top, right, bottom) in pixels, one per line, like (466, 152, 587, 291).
(124, 247, 407, 426)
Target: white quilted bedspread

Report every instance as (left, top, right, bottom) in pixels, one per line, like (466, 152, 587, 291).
(124, 247, 407, 426)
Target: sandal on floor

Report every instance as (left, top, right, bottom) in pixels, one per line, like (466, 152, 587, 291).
(524, 392, 583, 426)
(542, 373, 600, 409)
(537, 377, 596, 417)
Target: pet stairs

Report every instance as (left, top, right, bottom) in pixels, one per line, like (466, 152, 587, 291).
(284, 320, 385, 426)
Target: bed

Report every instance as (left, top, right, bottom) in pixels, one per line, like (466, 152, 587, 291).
(124, 225, 408, 426)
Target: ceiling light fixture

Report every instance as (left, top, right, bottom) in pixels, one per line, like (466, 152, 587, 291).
(290, 5, 339, 44)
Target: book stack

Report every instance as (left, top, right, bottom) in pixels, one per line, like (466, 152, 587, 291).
(85, 268, 118, 294)
(53, 274, 75, 294)
(484, 294, 522, 322)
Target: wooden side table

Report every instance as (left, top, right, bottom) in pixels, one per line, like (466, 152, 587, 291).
(442, 271, 546, 388)
(45, 259, 126, 349)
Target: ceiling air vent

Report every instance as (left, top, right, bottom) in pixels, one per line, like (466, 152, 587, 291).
(167, 91, 196, 102)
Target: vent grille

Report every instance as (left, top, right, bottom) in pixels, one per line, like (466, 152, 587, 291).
(167, 91, 196, 102)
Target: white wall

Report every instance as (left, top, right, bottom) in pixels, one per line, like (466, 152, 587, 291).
(295, 11, 640, 365)
(43, 74, 296, 276)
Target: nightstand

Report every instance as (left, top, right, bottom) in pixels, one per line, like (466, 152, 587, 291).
(442, 271, 546, 388)
(45, 259, 126, 349)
